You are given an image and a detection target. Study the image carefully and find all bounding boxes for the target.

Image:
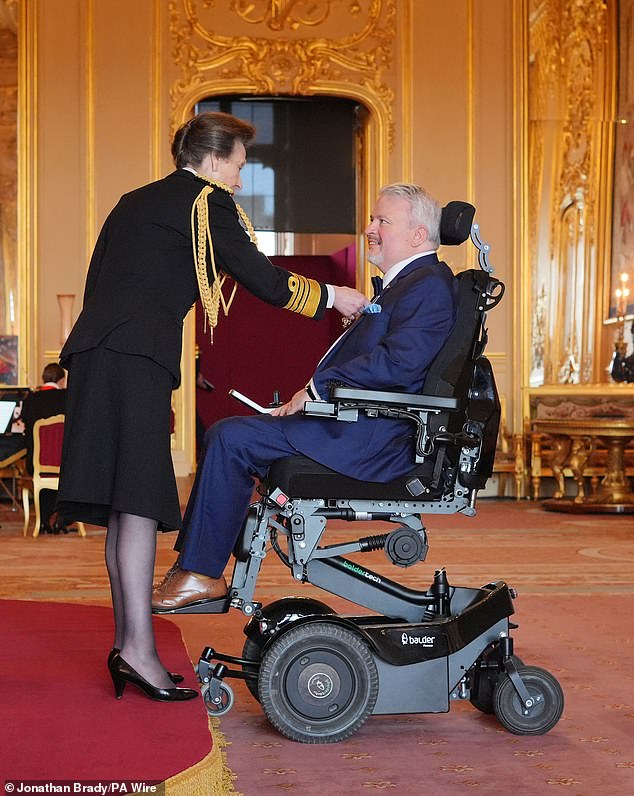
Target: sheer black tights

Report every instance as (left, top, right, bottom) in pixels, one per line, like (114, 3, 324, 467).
(105, 511, 173, 689)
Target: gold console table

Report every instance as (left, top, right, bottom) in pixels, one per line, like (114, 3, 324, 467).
(526, 385, 634, 513)
(531, 417, 634, 513)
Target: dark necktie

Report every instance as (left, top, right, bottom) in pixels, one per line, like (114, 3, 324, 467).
(371, 275, 383, 300)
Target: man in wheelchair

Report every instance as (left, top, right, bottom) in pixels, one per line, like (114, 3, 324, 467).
(153, 183, 459, 611)
(152, 185, 565, 743)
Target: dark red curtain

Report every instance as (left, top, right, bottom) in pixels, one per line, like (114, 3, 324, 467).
(194, 249, 356, 434)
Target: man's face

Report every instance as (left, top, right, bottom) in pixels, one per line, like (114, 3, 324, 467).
(365, 193, 423, 273)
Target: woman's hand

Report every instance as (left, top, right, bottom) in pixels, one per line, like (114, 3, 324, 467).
(270, 388, 310, 416)
(332, 286, 369, 320)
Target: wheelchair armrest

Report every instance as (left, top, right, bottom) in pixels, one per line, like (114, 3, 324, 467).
(331, 387, 459, 412)
(303, 388, 459, 427)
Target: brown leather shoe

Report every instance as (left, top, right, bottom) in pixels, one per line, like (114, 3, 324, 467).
(152, 567, 227, 613)
(153, 558, 181, 591)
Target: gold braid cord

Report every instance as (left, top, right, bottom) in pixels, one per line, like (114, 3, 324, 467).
(191, 177, 247, 340)
(191, 174, 323, 341)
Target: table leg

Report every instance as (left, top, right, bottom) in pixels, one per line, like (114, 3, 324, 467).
(567, 436, 594, 503)
(586, 435, 634, 507)
(549, 436, 572, 499)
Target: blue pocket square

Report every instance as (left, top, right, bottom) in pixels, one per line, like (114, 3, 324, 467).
(362, 303, 382, 314)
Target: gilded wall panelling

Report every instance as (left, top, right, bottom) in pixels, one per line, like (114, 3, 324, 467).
(84, 0, 96, 265)
(168, 0, 395, 130)
(527, 0, 616, 388)
(513, 0, 529, 430)
(16, 0, 36, 385)
(0, 0, 18, 383)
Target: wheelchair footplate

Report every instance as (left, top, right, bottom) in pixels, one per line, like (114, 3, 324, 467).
(152, 595, 233, 615)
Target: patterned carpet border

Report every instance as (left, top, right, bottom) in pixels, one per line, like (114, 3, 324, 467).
(164, 719, 240, 796)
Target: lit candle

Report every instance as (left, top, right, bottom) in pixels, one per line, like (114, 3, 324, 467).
(616, 273, 630, 318)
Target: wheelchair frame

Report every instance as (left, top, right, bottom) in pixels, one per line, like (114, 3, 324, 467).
(162, 204, 564, 743)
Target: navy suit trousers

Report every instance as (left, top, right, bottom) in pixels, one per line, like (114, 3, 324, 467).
(178, 415, 300, 578)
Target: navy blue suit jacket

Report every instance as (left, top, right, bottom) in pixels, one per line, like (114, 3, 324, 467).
(279, 253, 457, 482)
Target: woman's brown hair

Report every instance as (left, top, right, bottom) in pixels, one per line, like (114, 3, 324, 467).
(171, 111, 256, 169)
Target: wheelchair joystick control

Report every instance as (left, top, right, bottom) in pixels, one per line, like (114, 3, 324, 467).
(269, 390, 283, 408)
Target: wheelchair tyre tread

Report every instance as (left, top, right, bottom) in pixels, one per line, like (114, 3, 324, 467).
(258, 622, 378, 744)
(493, 665, 564, 735)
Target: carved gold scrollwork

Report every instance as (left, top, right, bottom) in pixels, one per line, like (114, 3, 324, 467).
(168, 0, 394, 149)
(230, 0, 359, 31)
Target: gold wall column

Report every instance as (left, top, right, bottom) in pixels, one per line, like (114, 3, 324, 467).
(525, 0, 617, 391)
(17, 0, 36, 385)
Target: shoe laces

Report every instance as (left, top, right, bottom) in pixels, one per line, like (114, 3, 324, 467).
(153, 561, 180, 591)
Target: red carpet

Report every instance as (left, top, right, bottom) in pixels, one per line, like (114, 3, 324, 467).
(0, 600, 212, 785)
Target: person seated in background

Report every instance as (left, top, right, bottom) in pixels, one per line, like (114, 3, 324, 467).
(152, 183, 458, 611)
(20, 362, 68, 534)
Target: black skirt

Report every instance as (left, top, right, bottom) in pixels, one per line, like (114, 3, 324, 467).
(57, 346, 181, 531)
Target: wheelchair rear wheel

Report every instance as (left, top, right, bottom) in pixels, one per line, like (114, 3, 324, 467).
(258, 622, 379, 743)
(242, 597, 336, 704)
(493, 665, 564, 735)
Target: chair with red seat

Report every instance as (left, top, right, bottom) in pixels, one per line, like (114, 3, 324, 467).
(21, 414, 86, 537)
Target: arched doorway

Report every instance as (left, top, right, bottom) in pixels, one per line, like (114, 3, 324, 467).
(192, 95, 367, 441)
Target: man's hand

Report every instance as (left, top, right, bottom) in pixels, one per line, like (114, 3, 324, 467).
(270, 388, 310, 417)
(332, 286, 369, 321)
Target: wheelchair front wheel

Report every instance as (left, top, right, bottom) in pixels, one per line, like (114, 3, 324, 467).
(493, 665, 564, 735)
(242, 596, 336, 704)
(258, 622, 378, 744)
(203, 682, 235, 717)
(470, 652, 524, 714)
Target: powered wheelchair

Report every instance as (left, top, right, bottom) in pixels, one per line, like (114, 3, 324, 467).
(165, 202, 564, 743)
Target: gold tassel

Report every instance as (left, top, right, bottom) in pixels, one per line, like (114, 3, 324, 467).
(190, 172, 322, 335)
(190, 175, 258, 341)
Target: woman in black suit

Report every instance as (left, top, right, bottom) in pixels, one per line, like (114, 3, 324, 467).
(57, 111, 367, 702)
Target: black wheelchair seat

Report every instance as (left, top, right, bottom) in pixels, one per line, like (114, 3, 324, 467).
(266, 454, 438, 501)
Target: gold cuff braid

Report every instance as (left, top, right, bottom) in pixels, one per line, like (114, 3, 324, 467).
(284, 273, 322, 318)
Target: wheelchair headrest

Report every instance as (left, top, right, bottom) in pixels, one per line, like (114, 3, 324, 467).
(440, 201, 475, 246)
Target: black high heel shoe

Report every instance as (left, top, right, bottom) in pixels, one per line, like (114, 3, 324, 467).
(107, 648, 184, 684)
(108, 653, 198, 702)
